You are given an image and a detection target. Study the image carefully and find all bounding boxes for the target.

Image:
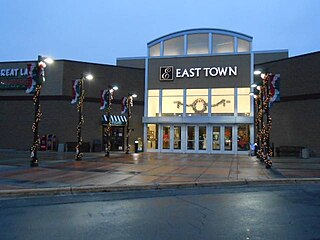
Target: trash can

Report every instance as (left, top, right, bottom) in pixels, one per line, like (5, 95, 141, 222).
(134, 140, 139, 153)
(301, 148, 310, 159)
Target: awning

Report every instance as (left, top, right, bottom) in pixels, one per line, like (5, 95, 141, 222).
(102, 115, 127, 125)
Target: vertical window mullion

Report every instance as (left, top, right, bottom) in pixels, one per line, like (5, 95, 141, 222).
(208, 88, 211, 116)
(159, 89, 162, 116)
(234, 36, 238, 53)
(209, 33, 213, 55)
(183, 89, 187, 117)
(184, 34, 188, 55)
(234, 88, 237, 117)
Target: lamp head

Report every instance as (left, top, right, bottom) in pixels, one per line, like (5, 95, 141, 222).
(84, 74, 93, 81)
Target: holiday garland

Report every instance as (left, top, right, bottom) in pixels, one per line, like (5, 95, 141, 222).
(255, 74, 273, 168)
(27, 61, 46, 160)
(174, 98, 230, 113)
(75, 79, 84, 160)
(101, 88, 115, 156)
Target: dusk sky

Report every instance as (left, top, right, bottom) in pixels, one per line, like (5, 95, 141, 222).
(1, 0, 319, 64)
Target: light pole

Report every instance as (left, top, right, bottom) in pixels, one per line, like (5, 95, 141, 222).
(101, 85, 118, 157)
(73, 73, 93, 161)
(124, 93, 137, 154)
(28, 55, 53, 167)
(253, 71, 274, 169)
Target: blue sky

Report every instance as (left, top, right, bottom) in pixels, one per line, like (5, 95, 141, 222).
(1, 0, 319, 64)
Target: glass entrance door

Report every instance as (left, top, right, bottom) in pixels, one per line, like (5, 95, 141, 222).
(162, 125, 171, 150)
(224, 126, 233, 151)
(173, 126, 182, 150)
(187, 126, 195, 150)
(198, 126, 207, 151)
(186, 125, 207, 152)
(212, 126, 221, 151)
(161, 125, 182, 152)
(159, 124, 241, 153)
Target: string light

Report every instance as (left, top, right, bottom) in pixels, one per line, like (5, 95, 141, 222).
(254, 73, 273, 168)
(105, 87, 115, 157)
(75, 79, 84, 160)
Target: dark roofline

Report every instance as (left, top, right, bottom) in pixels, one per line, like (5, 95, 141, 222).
(255, 51, 320, 66)
(59, 59, 145, 71)
(0, 59, 145, 71)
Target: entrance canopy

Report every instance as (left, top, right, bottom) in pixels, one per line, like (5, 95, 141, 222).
(102, 115, 127, 125)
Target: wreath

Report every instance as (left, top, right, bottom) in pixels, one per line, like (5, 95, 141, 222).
(191, 98, 207, 113)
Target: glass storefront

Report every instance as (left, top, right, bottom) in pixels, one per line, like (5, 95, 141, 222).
(146, 124, 252, 154)
(145, 29, 254, 155)
(148, 88, 250, 117)
(145, 88, 252, 153)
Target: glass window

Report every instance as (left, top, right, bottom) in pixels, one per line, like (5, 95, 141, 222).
(148, 90, 159, 117)
(162, 89, 183, 116)
(147, 124, 158, 150)
(198, 126, 207, 150)
(237, 39, 251, 52)
(174, 126, 181, 150)
(224, 126, 233, 151)
(163, 36, 184, 56)
(187, 126, 195, 150)
(238, 124, 250, 151)
(237, 88, 251, 116)
(162, 125, 170, 149)
(212, 126, 221, 150)
(186, 89, 208, 116)
(213, 34, 234, 53)
(149, 43, 161, 56)
(187, 34, 209, 55)
(211, 88, 234, 115)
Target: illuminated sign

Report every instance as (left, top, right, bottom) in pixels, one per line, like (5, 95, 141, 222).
(0, 67, 29, 90)
(160, 66, 174, 81)
(0, 68, 28, 77)
(160, 66, 238, 81)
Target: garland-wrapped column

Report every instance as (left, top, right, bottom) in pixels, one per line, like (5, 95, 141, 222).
(100, 87, 115, 157)
(30, 84, 42, 167)
(75, 77, 84, 161)
(126, 95, 133, 154)
(27, 56, 47, 167)
(255, 74, 273, 168)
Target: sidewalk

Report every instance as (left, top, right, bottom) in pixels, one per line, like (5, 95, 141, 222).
(0, 150, 320, 196)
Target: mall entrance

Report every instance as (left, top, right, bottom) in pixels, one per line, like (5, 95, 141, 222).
(147, 124, 251, 154)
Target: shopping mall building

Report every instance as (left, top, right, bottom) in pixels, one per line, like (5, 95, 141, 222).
(1, 28, 319, 156)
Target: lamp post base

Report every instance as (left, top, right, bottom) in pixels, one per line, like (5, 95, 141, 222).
(30, 158, 39, 167)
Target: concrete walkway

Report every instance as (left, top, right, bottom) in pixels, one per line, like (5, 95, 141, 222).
(0, 150, 319, 196)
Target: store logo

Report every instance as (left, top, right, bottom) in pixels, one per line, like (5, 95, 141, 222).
(160, 66, 174, 81)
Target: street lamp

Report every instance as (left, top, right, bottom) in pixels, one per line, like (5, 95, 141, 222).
(73, 73, 93, 161)
(27, 55, 54, 167)
(101, 85, 118, 157)
(122, 93, 137, 154)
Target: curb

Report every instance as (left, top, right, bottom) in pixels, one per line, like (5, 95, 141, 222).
(1, 178, 320, 198)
